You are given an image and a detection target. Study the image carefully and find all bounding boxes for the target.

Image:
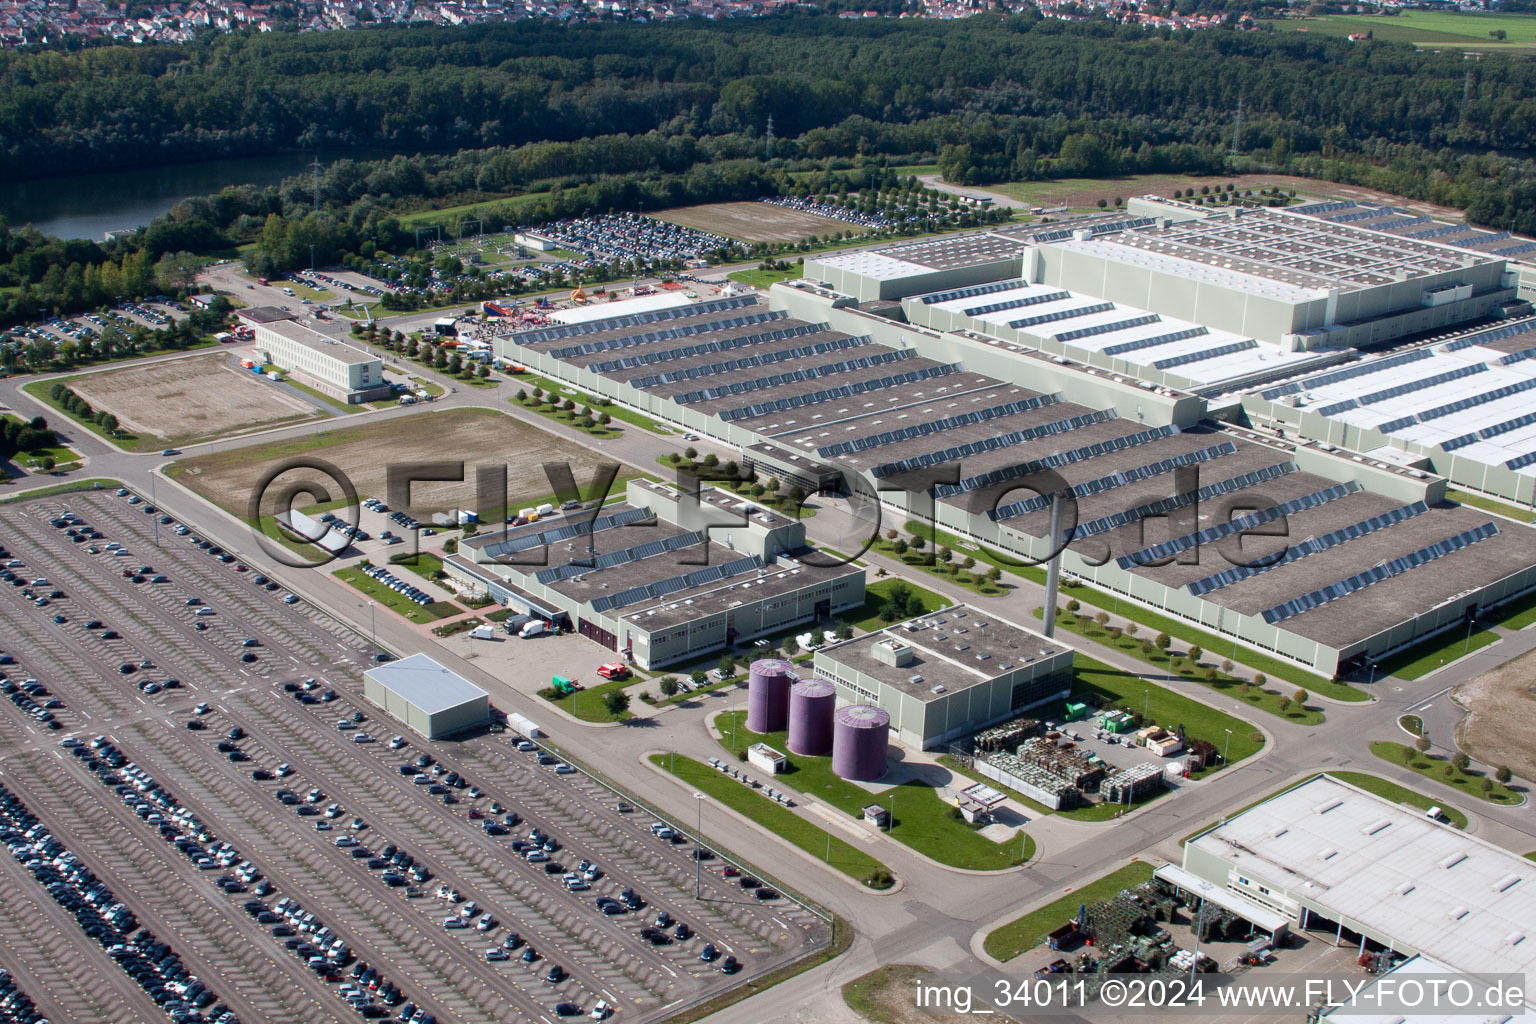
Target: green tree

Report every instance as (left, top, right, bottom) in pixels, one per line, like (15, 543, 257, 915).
(602, 689, 631, 716)
(659, 676, 680, 697)
(1294, 688, 1309, 706)
(1155, 633, 1171, 651)
(1415, 735, 1431, 753)
(1496, 765, 1513, 784)
(1451, 752, 1470, 772)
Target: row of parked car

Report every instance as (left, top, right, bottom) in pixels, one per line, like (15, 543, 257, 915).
(0, 968, 43, 1024)
(359, 564, 432, 607)
(2, 766, 239, 1024)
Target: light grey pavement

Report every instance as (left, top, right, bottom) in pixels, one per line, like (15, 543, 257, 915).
(3, 305, 1535, 1024)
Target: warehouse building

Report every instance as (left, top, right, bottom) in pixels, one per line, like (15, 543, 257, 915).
(444, 477, 865, 669)
(487, 229, 1536, 679)
(811, 605, 1073, 750)
(363, 653, 490, 739)
(250, 317, 391, 403)
(1181, 774, 1536, 1004)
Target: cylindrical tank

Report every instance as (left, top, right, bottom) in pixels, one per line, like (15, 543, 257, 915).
(787, 679, 836, 756)
(745, 657, 794, 734)
(832, 704, 890, 782)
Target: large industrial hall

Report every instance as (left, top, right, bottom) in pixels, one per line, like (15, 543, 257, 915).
(483, 205, 1536, 680)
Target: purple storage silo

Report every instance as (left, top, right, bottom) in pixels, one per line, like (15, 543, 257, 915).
(787, 678, 836, 756)
(745, 658, 794, 734)
(832, 704, 890, 782)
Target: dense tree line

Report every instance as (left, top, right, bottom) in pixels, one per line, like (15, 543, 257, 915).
(2, 15, 1534, 182)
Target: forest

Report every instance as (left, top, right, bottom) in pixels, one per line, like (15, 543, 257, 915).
(4, 13, 1536, 325)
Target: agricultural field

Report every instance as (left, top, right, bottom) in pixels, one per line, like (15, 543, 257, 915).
(168, 406, 619, 522)
(1266, 11, 1536, 49)
(45, 351, 322, 446)
(654, 201, 867, 243)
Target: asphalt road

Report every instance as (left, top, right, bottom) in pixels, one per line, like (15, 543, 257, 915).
(3, 301, 1535, 1024)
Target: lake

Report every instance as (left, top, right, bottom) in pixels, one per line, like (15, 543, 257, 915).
(0, 151, 393, 241)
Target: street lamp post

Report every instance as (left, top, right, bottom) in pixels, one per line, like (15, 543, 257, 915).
(693, 792, 705, 899)
(1143, 689, 1149, 721)
(1223, 728, 1232, 766)
(368, 600, 377, 654)
(148, 469, 159, 547)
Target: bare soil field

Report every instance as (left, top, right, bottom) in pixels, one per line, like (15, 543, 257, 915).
(169, 406, 618, 521)
(654, 202, 868, 243)
(1455, 646, 1536, 780)
(70, 351, 322, 445)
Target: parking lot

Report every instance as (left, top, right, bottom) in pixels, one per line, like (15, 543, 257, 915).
(3, 300, 190, 353)
(0, 489, 828, 1024)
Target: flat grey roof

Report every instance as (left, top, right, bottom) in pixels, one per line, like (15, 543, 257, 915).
(239, 305, 297, 324)
(259, 320, 378, 366)
(817, 605, 1068, 702)
(877, 233, 1027, 271)
(734, 368, 1000, 436)
(365, 653, 487, 714)
(1188, 775, 1536, 986)
(557, 315, 803, 370)
(620, 554, 863, 632)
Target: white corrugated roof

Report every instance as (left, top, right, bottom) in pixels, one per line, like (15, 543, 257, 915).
(364, 652, 487, 715)
(1189, 776, 1536, 993)
(547, 291, 691, 324)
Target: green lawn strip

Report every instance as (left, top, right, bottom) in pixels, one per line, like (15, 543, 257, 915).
(398, 191, 553, 228)
(1326, 770, 1468, 829)
(279, 377, 357, 414)
(1369, 741, 1520, 805)
(1446, 487, 1536, 524)
(333, 566, 461, 623)
(1041, 611, 1325, 725)
(1491, 588, 1536, 631)
(727, 265, 805, 289)
(22, 378, 158, 451)
(843, 965, 942, 1024)
(1374, 626, 1500, 680)
(714, 711, 1031, 871)
(1070, 654, 1264, 776)
(846, 577, 951, 632)
(1526, 852, 1536, 862)
(904, 522, 1047, 586)
(1056, 585, 1345, 696)
(1399, 714, 1423, 737)
(650, 754, 889, 883)
(509, 393, 620, 439)
(867, 537, 1007, 598)
(983, 861, 1154, 961)
(540, 675, 635, 722)
(0, 478, 119, 503)
(284, 282, 335, 302)
(391, 551, 445, 585)
(511, 372, 671, 433)
(664, 915, 852, 1024)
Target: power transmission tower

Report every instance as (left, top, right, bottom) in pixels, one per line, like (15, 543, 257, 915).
(1230, 99, 1243, 158)
(765, 114, 775, 160)
(310, 157, 324, 212)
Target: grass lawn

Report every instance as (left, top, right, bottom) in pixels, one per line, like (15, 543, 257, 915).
(391, 551, 445, 585)
(1041, 611, 1326, 725)
(905, 522, 1047, 585)
(1399, 714, 1423, 737)
(398, 191, 552, 228)
(1070, 654, 1265, 774)
(333, 566, 461, 623)
(1054, 584, 1345, 697)
(1447, 487, 1536, 524)
(846, 577, 950, 632)
(541, 676, 636, 723)
(22, 379, 158, 452)
(1370, 741, 1520, 805)
(1266, 10, 1536, 48)
(284, 282, 335, 302)
(0, 478, 118, 503)
(280, 377, 357, 414)
(868, 535, 1008, 599)
(1492, 589, 1536, 631)
(727, 265, 804, 290)
(651, 755, 891, 884)
(512, 371, 672, 435)
(714, 711, 1032, 871)
(1374, 625, 1500, 680)
(983, 861, 1154, 961)
(1326, 771, 1468, 829)
(842, 965, 944, 1024)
